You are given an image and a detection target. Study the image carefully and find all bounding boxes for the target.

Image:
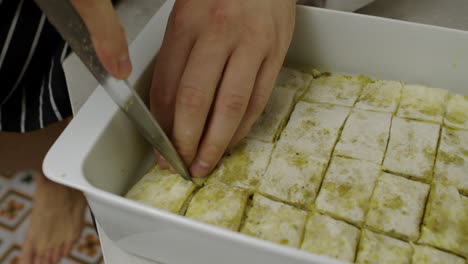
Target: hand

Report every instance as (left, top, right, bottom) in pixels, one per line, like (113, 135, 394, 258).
(71, 0, 132, 79)
(150, 0, 296, 177)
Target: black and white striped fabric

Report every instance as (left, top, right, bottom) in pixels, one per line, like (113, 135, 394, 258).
(0, 0, 72, 132)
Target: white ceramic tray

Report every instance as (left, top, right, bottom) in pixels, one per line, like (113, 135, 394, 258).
(43, 1, 468, 263)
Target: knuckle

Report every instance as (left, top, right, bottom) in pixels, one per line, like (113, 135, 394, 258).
(209, 1, 237, 33)
(169, 8, 190, 35)
(220, 94, 249, 118)
(210, 2, 231, 24)
(247, 93, 270, 117)
(178, 85, 209, 111)
(246, 20, 275, 46)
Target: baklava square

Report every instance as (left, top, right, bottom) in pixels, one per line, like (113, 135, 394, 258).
(185, 183, 249, 231)
(247, 87, 297, 142)
(206, 139, 273, 191)
(419, 183, 468, 257)
(356, 229, 412, 264)
(301, 211, 360, 262)
(315, 157, 380, 226)
(365, 172, 430, 241)
(125, 165, 197, 214)
(303, 74, 369, 107)
(383, 117, 440, 182)
(397, 84, 448, 123)
(278, 101, 350, 160)
(335, 109, 392, 164)
(258, 144, 327, 209)
(355, 80, 402, 113)
(444, 94, 468, 130)
(241, 194, 307, 248)
(434, 127, 468, 195)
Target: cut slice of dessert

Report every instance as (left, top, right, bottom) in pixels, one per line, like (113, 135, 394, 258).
(206, 139, 273, 191)
(301, 210, 360, 262)
(278, 101, 350, 161)
(365, 172, 429, 241)
(315, 156, 380, 226)
(434, 127, 468, 195)
(444, 94, 468, 130)
(335, 109, 392, 164)
(355, 229, 412, 264)
(240, 194, 307, 248)
(383, 117, 440, 182)
(125, 165, 197, 214)
(419, 183, 468, 257)
(185, 182, 250, 231)
(258, 144, 327, 209)
(303, 74, 369, 107)
(396, 84, 448, 123)
(355, 80, 402, 113)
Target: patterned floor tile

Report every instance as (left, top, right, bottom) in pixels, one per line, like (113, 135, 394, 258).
(0, 191, 32, 230)
(13, 217, 30, 245)
(10, 171, 35, 198)
(70, 225, 102, 263)
(0, 171, 102, 263)
(1, 246, 21, 264)
(0, 175, 10, 200)
(0, 228, 13, 260)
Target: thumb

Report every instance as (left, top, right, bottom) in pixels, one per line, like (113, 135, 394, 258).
(71, 0, 132, 79)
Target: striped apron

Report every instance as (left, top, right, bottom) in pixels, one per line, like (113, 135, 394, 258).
(0, 0, 72, 132)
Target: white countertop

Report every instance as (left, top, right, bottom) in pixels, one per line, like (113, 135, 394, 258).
(62, 0, 468, 263)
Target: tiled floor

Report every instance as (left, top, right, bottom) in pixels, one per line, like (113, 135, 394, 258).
(0, 171, 103, 264)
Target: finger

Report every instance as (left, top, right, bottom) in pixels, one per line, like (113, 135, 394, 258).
(153, 150, 167, 168)
(44, 250, 52, 264)
(57, 243, 66, 260)
(150, 24, 194, 135)
(33, 255, 43, 264)
(229, 55, 281, 147)
(62, 242, 74, 258)
(20, 238, 32, 263)
(19, 245, 34, 264)
(154, 149, 171, 170)
(190, 47, 264, 177)
(150, 17, 196, 168)
(50, 247, 61, 263)
(172, 35, 233, 166)
(71, 0, 131, 79)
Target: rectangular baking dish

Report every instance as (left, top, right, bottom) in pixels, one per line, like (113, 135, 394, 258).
(43, 1, 468, 263)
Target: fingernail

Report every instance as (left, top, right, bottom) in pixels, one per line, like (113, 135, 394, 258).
(117, 54, 132, 78)
(191, 160, 210, 178)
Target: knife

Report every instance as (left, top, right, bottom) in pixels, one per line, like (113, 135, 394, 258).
(34, 0, 192, 181)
